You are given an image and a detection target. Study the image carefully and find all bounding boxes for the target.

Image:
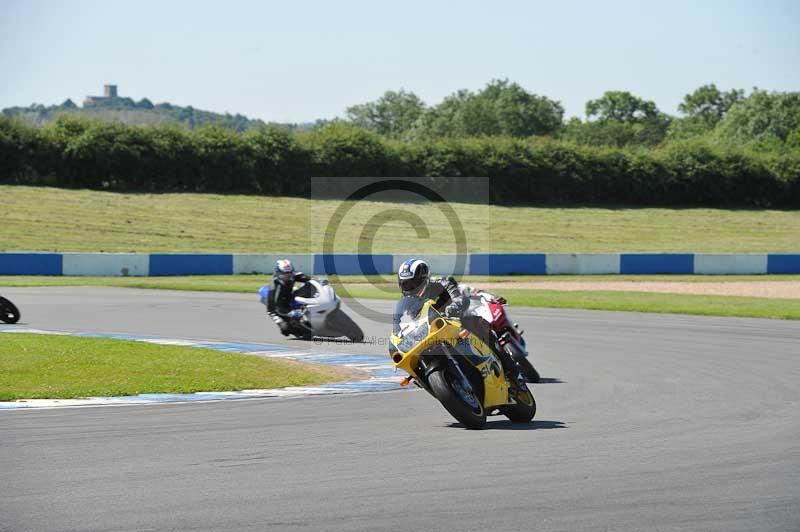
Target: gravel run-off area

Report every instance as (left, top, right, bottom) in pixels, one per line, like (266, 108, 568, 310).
(469, 281, 800, 299)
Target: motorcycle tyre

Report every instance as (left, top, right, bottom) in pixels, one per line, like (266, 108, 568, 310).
(0, 297, 20, 324)
(506, 341, 540, 383)
(501, 383, 536, 423)
(329, 309, 364, 343)
(429, 367, 486, 429)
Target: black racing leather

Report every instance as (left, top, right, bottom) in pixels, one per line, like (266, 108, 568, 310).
(267, 272, 310, 318)
(419, 276, 469, 317)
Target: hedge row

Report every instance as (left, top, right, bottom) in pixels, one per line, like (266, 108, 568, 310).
(2, 117, 798, 206)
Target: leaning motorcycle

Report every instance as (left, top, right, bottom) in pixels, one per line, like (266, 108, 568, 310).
(464, 291, 540, 383)
(390, 296, 536, 429)
(259, 279, 364, 342)
(0, 296, 20, 324)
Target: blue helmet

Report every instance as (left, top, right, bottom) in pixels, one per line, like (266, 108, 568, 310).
(398, 258, 429, 296)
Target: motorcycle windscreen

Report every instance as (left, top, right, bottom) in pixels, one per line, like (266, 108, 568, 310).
(392, 295, 426, 334)
(394, 320, 430, 353)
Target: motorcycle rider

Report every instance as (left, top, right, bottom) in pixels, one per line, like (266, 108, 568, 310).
(396, 259, 468, 320)
(267, 259, 311, 336)
(456, 282, 507, 309)
(394, 258, 523, 386)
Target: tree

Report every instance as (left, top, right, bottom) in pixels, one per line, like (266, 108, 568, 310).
(573, 91, 670, 146)
(678, 84, 744, 125)
(413, 80, 563, 138)
(412, 89, 473, 138)
(61, 99, 77, 109)
(585, 91, 659, 123)
(346, 90, 426, 138)
(788, 126, 800, 149)
(479, 79, 564, 137)
(136, 98, 154, 110)
(714, 89, 800, 145)
(561, 117, 668, 147)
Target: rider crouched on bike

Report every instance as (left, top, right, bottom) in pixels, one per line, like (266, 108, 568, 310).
(267, 259, 311, 336)
(397, 259, 468, 320)
(395, 258, 523, 385)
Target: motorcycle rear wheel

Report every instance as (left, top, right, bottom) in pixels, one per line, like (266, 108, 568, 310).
(502, 384, 536, 423)
(0, 297, 20, 324)
(329, 309, 364, 343)
(429, 366, 486, 429)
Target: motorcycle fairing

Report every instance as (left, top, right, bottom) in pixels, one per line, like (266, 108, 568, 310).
(390, 297, 510, 410)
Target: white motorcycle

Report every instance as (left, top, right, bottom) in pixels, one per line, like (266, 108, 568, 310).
(258, 279, 364, 342)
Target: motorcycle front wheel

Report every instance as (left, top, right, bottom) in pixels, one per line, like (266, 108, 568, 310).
(506, 340, 540, 383)
(0, 297, 20, 324)
(428, 365, 486, 429)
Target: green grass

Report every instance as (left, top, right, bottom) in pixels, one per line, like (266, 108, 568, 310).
(2, 274, 798, 293)
(0, 333, 349, 401)
(2, 274, 798, 319)
(331, 274, 800, 284)
(2, 274, 799, 320)
(498, 289, 800, 320)
(4, 185, 799, 253)
(336, 285, 800, 320)
(0, 275, 270, 293)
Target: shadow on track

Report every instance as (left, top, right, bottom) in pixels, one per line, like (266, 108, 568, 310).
(447, 420, 567, 430)
(536, 377, 565, 384)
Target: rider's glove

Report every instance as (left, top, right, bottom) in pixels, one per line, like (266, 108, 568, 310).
(270, 313, 290, 335)
(444, 303, 461, 318)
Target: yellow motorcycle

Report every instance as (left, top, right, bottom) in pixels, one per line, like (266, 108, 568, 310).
(389, 297, 536, 429)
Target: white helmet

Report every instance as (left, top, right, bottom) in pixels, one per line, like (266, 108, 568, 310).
(275, 259, 295, 273)
(274, 259, 295, 285)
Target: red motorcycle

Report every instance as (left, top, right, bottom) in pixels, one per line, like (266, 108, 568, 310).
(464, 290, 540, 383)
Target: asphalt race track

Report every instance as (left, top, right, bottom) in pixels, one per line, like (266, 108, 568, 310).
(1, 287, 799, 532)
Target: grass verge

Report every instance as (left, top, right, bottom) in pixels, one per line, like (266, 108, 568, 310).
(2, 274, 799, 292)
(333, 285, 800, 320)
(1, 274, 798, 320)
(0, 333, 349, 401)
(4, 185, 799, 252)
(499, 289, 800, 320)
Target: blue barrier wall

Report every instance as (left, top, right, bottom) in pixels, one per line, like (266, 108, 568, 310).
(2, 252, 800, 276)
(0, 253, 62, 275)
(149, 254, 233, 276)
(470, 254, 547, 275)
(767, 254, 800, 274)
(313, 254, 393, 275)
(620, 254, 694, 274)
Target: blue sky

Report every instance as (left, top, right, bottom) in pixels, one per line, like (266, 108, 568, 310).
(1, 0, 798, 123)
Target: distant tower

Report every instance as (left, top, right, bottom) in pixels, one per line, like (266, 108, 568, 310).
(104, 84, 118, 98)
